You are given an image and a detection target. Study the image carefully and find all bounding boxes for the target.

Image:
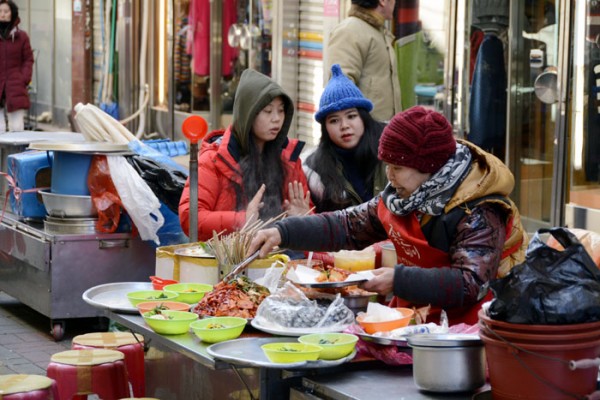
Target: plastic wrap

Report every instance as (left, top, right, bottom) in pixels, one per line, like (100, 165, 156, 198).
(254, 282, 355, 329)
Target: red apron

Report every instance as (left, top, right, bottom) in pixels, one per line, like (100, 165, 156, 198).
(377, 201, 490, 325)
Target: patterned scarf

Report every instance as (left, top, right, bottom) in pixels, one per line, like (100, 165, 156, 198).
(383, 143, 472, 216)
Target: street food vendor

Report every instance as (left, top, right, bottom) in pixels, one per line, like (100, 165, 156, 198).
(178, 68, 312, 241)
(248, 106, 528, 325)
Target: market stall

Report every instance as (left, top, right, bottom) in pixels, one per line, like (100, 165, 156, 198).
(0, 132, 156, 340)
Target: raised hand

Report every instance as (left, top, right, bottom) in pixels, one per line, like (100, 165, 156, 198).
(246, 184, 266, 225)
(283, 181, 311, 216)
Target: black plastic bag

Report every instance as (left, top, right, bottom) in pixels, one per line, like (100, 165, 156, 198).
(488, 227, 600, 324)
(126, 155, 188, 214)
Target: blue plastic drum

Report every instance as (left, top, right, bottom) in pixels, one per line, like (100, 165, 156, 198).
(50, 151, 92, 195)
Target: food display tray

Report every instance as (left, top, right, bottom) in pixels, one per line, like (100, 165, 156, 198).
(207, 337, 356, 369)
(82, 282, 153, 314)
(356, 332, 410, 348)
(250, 319, 350, 337)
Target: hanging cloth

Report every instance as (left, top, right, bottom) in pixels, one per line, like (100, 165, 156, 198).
(468, 34, 507, 160)
(187, 0, 238, 77)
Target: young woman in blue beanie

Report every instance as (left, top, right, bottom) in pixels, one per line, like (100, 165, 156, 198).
(248, 106, 528, 325)
(304, 64, 387, 212)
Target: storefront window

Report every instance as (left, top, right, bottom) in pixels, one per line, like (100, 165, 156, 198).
(171, 0, 273, 116)
(395, 1, 448, 113)
(568, 0, 600, 213)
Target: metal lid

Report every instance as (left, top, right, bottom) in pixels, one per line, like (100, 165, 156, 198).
(407, 333, 483, 348)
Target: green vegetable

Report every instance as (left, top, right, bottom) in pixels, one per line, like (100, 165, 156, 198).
(278, 346, 299, 352)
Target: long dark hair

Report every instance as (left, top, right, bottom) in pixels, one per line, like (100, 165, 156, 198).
(236, 133, 286, 220)
(0, 0, 18, 24)
(306, 108, 385, 211)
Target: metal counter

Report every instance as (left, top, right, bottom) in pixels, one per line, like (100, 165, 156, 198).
(107, 312, 489, 400)
(0, 212, 155, 339)
(291, 369, 490, 400)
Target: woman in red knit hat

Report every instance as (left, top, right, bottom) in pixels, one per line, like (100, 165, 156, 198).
(248, 106, 528, 325)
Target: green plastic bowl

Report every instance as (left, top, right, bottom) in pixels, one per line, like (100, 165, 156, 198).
(190, 317, 247, 343)
(298, 333, 358, 360)
(127, 290, 178, 307)
(142, 310, 198, 335)
(261, 342, 322, 363)
(163, 283, 213, 304)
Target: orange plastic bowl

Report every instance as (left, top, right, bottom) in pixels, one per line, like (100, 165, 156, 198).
(136, 301, 191, 315)
(356, 307, 414, 334)
(150, 276, 178, 290)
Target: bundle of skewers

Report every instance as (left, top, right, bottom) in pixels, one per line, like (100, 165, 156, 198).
(207, 212, 286, 281)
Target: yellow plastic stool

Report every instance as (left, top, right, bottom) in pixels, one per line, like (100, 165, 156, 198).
(0, 374, 58, 399)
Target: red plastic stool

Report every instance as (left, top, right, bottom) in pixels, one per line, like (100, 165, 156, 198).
(47, 349, 130, 400)
(72, 332, 145, 397)
(0, 374, 59, 399)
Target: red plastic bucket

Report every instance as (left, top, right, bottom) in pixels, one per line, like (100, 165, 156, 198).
(479, 323, 600, 399)
(478, 309, 600, 334)
(479, 321, 600, 344)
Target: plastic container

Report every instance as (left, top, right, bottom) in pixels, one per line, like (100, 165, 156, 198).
(155, 243, 276, 284)
(298, 333, 358, 360)
(381, 242, 397, 268)
(190, 317, 247, 343)
(50, 151, 92, 195)
(333, 248, 376, 272)
(356, 307, 414, 334)
(8, 150, 51, 218)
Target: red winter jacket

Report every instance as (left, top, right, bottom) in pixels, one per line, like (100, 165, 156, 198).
(0, 20, 34, 112)
(179, 127, 311, 241)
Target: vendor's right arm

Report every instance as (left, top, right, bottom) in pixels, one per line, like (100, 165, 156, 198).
(178, 155, 247, 241)
(276, 197, 387, 252)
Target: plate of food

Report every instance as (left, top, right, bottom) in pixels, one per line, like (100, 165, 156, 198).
(287, 264, 372, 289)
(190, 276, 270, 320)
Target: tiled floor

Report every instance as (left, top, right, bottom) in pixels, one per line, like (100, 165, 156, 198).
(0, 291, 104, 374)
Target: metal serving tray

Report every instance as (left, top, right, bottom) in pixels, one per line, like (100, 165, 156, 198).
(356, 332, 410, 348)
(207, 337, 356, 369)
(83, 282, 153, 314)
(29, 142, 130, 153)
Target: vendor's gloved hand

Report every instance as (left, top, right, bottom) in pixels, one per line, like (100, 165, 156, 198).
(361, 267, 395, 296)
(248, 227, 282, 259)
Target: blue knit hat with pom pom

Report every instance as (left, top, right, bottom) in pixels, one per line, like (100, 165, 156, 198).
(314, 64, 373, 123)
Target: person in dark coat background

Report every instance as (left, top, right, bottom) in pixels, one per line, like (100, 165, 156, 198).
(0, 0, 34, 132)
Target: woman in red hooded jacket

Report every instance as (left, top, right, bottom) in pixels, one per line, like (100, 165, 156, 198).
(179, 69, 312, 241)
(0, 0, 34, 132)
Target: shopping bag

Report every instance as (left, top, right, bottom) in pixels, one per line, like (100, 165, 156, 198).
(488, 227, 600, 324)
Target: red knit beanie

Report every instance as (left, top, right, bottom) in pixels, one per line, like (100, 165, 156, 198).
(378, 106, 456, 173)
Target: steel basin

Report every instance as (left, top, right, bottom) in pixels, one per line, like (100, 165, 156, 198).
(40, 189, 98, 218)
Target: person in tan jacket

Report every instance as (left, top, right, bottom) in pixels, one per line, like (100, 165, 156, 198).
(326, 0, 401, 122)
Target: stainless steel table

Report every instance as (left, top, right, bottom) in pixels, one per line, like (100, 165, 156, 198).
(107, 312, 490, 400)
(291, 369, 490, 400)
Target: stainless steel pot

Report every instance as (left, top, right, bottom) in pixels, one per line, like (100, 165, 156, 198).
(407, 334, 486, 393)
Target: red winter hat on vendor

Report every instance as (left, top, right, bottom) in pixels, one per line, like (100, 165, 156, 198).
(378, 106, 456, 173)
